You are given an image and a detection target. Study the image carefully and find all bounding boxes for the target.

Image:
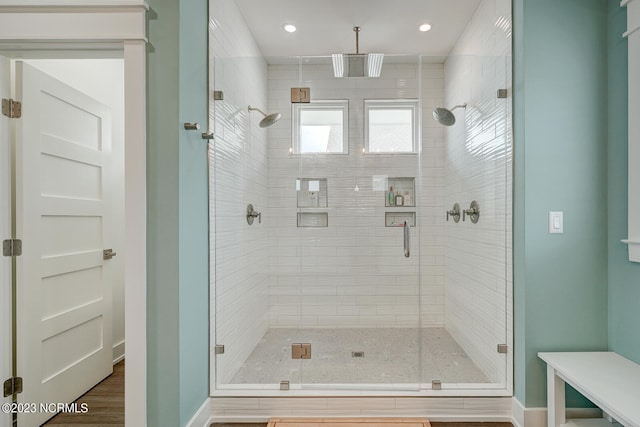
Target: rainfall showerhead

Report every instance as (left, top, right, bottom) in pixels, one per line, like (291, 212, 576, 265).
(332, 26, 384, 78)
(248, 105, 282, 128)
(432, 103, 467, 126)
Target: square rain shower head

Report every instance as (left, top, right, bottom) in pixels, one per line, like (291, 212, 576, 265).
(332, 53, 384, 78)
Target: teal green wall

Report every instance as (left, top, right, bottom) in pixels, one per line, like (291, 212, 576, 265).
(147, 0, 209, 425)
(143, 0, 640, 421)
(606, 0, 640, 363)
(513, 0, 609, 408)
(178, 0, 210, 424)
(147, 0, 180, 425)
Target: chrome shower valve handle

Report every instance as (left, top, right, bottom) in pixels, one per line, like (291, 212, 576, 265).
(446, 203, 461, 223)
(462, 200, 480, 223)
(246, 204, 262, 225)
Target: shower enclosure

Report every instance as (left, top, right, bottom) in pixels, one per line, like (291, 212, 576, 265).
(209, 0, 512, 396)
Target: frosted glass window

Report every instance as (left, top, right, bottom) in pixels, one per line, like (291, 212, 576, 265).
(293, 100, 348, 154)
(365, 100, 418, 153)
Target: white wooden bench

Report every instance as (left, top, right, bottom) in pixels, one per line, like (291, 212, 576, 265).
(538, 352, 640, 427)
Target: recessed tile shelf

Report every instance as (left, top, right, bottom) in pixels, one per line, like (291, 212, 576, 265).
(385, 177, 415, 207)
(297, 178, 327, 208)
(385, 212, 416, 227)
(297, 212, 328, 228)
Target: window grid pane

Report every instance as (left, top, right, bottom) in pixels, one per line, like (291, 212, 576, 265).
(365, 100, 418, 154)
(293, 101, 348, 154)
(299, 110, 344, 153)
(368, 109, 414, 153)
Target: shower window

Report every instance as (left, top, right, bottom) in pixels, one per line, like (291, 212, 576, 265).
(364, 99, 419, 153)
(292, 100, 348, 154)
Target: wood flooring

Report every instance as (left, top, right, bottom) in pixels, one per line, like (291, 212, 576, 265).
(42, 360, 124, 426)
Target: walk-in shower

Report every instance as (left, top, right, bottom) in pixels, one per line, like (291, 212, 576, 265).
(208, 0, 513, 397)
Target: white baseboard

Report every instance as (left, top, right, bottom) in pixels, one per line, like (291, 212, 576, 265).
(113, 340, 125, 364)
(511, 397, 602, 427)
(511, 397, 525, 427)
(186, 398, 213, 427)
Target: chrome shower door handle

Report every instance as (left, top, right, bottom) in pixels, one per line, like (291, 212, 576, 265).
(404, 220, 410, 258)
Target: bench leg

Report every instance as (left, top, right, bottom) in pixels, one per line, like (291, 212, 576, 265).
(547, 365, 566, 427)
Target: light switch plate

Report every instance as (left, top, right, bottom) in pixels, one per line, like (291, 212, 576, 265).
(549, 211, 563, 234)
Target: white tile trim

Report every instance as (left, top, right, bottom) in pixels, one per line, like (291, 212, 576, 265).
(211, 388, 512, 398)
(208, 396, 513, 421)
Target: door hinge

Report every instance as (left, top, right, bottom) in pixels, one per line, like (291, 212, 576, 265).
(497, 344, 508, 354)
(103, 249, 117, 260)
(3, 239, 22, 257)
(291, 87, 310, 103)
(215, 345, 225, 355)
(3, 377, 23, 397)
(291, 343, 311, 359)
(1, 98, 21, 118)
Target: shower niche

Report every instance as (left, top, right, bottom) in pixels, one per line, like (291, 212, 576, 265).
(296, 178, 328, 227)
(385, 211, 416, 227)
(385, 177, 415, 207)
(296, 178, 327, 208)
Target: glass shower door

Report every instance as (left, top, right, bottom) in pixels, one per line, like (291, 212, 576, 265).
(211, 48, 303, 390)
(288, 55, 424, 389)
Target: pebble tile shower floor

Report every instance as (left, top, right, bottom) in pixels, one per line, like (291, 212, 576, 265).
(229, 328, 488, 385)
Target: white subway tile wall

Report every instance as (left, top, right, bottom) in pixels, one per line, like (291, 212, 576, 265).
(442, 0, 513, 384)
(209, 0, 271, 385)
(266, 60, 446, 329)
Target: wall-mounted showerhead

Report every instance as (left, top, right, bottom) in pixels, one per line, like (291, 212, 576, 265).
(432, 103, 467, 126)
(248, 105, 281, 128)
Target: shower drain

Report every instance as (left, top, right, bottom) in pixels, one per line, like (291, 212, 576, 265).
(352, 351, 365, 358)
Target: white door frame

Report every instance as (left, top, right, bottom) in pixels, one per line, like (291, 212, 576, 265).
(0, 55, 12, 427)
(0, 3, 147, 426)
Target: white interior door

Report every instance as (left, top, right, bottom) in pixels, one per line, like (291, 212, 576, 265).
(14, 61, 113, 427)
(0, 55, 12, 427)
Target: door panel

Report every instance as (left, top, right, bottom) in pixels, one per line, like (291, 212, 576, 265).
(295, 56, 423, 389)
(14, 61, 113, 426)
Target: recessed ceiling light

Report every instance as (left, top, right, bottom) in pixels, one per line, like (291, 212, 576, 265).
(284, 24, 296, 33)
(419, 23, 432, 32)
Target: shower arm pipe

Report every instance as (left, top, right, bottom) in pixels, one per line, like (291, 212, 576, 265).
(248, 105, 268, 117)
(450, 103, 467, 112)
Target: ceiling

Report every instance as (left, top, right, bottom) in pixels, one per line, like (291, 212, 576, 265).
(233, 0, 482, 62)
